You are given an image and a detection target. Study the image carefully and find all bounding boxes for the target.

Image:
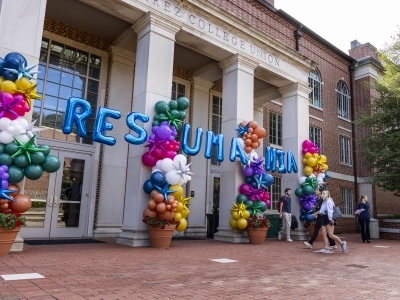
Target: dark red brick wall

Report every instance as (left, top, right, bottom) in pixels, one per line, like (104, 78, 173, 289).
(349, 43, 379, 61)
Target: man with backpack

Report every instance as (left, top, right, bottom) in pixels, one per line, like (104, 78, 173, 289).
(278, 188, 293, 242)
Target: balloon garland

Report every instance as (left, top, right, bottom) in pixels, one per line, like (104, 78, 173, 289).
(142, 98, 193, 232)
(229, 121, 273, 229)
(0, 52, 61, 213)
(297, 139, 329, 222)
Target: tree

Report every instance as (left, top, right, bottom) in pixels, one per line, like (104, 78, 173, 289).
(357, 29, 400, 194)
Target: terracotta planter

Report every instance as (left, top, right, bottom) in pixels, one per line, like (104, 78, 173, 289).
(147, 225, 176, 248)
(308, 228, 323, 242)
(0, 227, 20, 256)
(247, 227, 268, 245)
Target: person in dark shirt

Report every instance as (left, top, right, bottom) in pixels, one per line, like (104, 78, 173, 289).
(355, 195, 371, 243)
(278, 188, 292, 242)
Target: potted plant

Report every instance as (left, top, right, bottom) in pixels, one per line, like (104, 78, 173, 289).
(143, 216, 178, 248)
(304, 221, 323, 242)
(246, 215, 272, 245)
(0, 209, 26, 256)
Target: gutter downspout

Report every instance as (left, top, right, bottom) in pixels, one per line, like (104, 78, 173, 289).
(294, 25, 303, 51)
(349, 63, 359, 232)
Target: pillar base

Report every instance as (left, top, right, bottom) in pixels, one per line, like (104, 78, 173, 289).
(184, 226, 207, 237)
(369, 218, 379, 239)
(93, 225, 123, 238)
(10, 235, 24, 252)
(279, 229, 309, 241)
(116, 228, 150, 247)
(213, 228, 249, 243)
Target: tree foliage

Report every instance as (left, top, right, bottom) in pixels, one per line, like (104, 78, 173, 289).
(357, 29, 400, 194)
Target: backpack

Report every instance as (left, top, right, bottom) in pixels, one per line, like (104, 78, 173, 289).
(278, 196, 286, 213)
(291, 215, 298, 230)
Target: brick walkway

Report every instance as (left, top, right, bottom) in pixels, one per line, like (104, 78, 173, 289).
(0, 233, 398, 300)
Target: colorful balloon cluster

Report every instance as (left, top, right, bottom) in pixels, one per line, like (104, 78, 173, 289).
(229, 120, 273, 229)
(296, 139, 329, 221)
(0, 52, 61, 213)
(142, 98, 193, 232)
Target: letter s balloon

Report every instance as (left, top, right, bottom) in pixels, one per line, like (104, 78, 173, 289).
(124, 112, 149, 145)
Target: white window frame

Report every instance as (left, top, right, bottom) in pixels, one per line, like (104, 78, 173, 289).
(341, 187, 354, 215)
(269, 112, 282, 147)
(339, 135, 351, 165)
(268, 176, 282, 211)
(337, 80, 351, 120)
(208, 90, 222, 169)
(309, 69, 322, 108)
(309, 126, 322, 151)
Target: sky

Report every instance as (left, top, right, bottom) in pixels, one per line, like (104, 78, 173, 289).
(274, 0, 400, 54)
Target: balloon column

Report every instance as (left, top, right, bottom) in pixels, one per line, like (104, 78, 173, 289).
(229, 121, 274, 229)
(0, 52, 61, 213)
(142, 98, 193, 232)
(296, 139, 329, 222)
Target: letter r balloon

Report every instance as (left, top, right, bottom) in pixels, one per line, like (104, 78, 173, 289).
(62, 97, 92, 137)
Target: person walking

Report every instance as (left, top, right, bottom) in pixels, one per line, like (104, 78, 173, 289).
(303, 188, 336, 249)
(356, 195, 371, 243)
(312, 190, 347, 253)
(278, 188, 292, 242)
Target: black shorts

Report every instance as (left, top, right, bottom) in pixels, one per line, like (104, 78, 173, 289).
(321, 215, 336, 226)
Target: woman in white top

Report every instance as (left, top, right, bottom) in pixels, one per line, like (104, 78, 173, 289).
(312, 191, 347, 253)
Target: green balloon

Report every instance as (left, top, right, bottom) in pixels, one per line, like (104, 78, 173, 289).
(170, 110, 180, 119)
(168, 100, 178, 110)
(5, 142, 19, 155)
(13, 154, 30, 168)
(31, 152, 45, 164)
(155, 101, 168, 114)
(302, 185, 316, 196)
(0, 143, 5, 154)
(155, 113, 166, 121)
(8, 165, 24, 183)
(175, 122, 183, 131)
(178, 110, 186, 120)
(41, 155, 61, 173)
(245, 200, 254, 208)
(152, 120, 160, 127)
(295, 187, 304, 198)
(255, 201, 267, 212)
(0, 153, 13, 166)
(38, 144, 51, 156)
(236, 194, 248, 203)
(24, 164, 44, 180)
(247, 208, 254, 216)
(177, 97, 190, 110)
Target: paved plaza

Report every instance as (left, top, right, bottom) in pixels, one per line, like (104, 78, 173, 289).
(0, 233, 398, 300)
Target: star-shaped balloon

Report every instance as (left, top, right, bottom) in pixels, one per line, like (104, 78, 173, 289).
(4, 61, 39, 80)
(250, 157, 264, 174)
(153, 182, 176, 203)
(0, 91, 20, 119)
(10, 136, 47, 163)
(177, 196, 192, 214)
(144, 135, 169, 155)
(235, 123, 249, 137)
(253, 174, 269, 190)
(19, 119, 47, 146)
(173, 161, 193, 183)
(251, 201, 265, 216)
(14, 83, 42, 108)
(0, 188, 16, 202)
(158, 110, 182, 130)
(242, 152, 253, 168)
(230, 202, 248, 218)
(302, 176, 318, 190)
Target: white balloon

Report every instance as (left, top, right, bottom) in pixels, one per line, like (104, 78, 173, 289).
(0, 118, 11, 131)
(173, 154, 187, 166)
(317, 173, 325, 178)
(309, 174, 316, 178)
(186, 175, 192, 182)
(317, 177, 324, 183)
(155, 160, 162, 170)
(0, 131, 14, 144)
(152, 167, 163, 174)
(165, 170, 181, 185)
(14, 134, 30, 144)
(178, 177, 185, 185)
(298, 176, 307, 185)
(249, 151, 258, 161)
(6, 126, 15, 133)
(160, 158, 174, 173)
(16, 117, 29, 129)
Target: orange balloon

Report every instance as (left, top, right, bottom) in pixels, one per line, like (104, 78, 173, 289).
(250, 134, 258, 142)
(313, 166, 319, 171)
(0, 203, 9, 210)
(148, 199, 157, 211)
(172, 203, 177, 208)
(153, 193, 164, 203)
(248, 121, 258, 129)
(240, 121, 247, 127)
(9, 194, 31, 213)
(7, 184, 20, 197)
(242, 136, 246, 140)
(245, 139, 252, 146)
(248, 128, 254, 134)
(159, 211, 174, 221)
(171, 208, 177, 212)
(166, 204, 172, 211)
(156, 202, 167, 213)
(251, 142, 258, 149)
(0, 199, 8, 204)
(167, 195, 175, 203)
(150, 190, 158, 198)
(245, 146, 252, 153)
(254, 127, 266, 139)
(143, 208, 157, 218)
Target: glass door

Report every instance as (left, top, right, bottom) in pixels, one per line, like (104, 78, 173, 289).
(20, 150, 92, 238)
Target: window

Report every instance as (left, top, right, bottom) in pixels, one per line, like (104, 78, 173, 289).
(339, 136, 351, 165)
(309, 126, 322, 150)
(211, 95, 222, 166)
(337, 80, 350, 120)
(269, 112, 282, 146)
(35, 38, 101, 144)
(309, 69, 322, 107)
(171, 81, 186, 100)
(341, 187, 353, 215)
(270, 176, 281, 210)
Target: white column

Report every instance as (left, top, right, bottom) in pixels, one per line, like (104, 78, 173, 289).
(117, 13, 180, 246)
(0, 0, 47, 252)
(94, 46, 135, 237)
(213, 54, 258, 243)
(279, 82, 311, 241)
(253, 105, 264, 158)
(185, 77, 214, 237)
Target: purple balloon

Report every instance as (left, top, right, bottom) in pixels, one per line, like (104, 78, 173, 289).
(2, 173, 9, 180)
(160, 121, 168, 126)
(1, 165, 8, 172)
(156, 125, 172, 140)
(242, 166, 254, 177)
(2, 179, 8, 189)
(253, 168, 264, 176)
(149, 134, 155, 141)
(302, 202, 313, 211)
(152, 126, 159, 134)
(0, 169, 4, 176)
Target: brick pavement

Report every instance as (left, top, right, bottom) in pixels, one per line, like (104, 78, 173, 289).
(0, 234, 398, 300)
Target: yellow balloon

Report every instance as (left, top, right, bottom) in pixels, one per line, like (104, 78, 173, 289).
(304, 152, 312, 159)
(181, 209, 189, 218)
(169, 184, 183, 199)
(176, 202, 183, 212)
(242, 210, 250, 219)
(304, 166, 313, 176)
(320, 155, 327, 163)
(0, 80, 17, 94)
(236, 218, 248, 229)
(176, 218, 187, 231)
(322, 164, 329, 170)
(15, 77, 32, 90)
(174, 212, 182, 222)
(302, 158, 308, 165)
(231, 211, 240, 220)
(307, 157, 317, 167)
(0, 77, 4, 84)
(229, 218, 238, 228)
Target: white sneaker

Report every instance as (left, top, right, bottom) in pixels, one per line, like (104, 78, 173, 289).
(278, 233, 281, 240)
(318, 248, 330, 253)
(303, 242, 312, 249)
(328, 245, 337, 250)
(286, 238, 293, 242)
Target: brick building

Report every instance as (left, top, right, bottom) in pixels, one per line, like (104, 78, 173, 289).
(0, 0, 396, 244)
